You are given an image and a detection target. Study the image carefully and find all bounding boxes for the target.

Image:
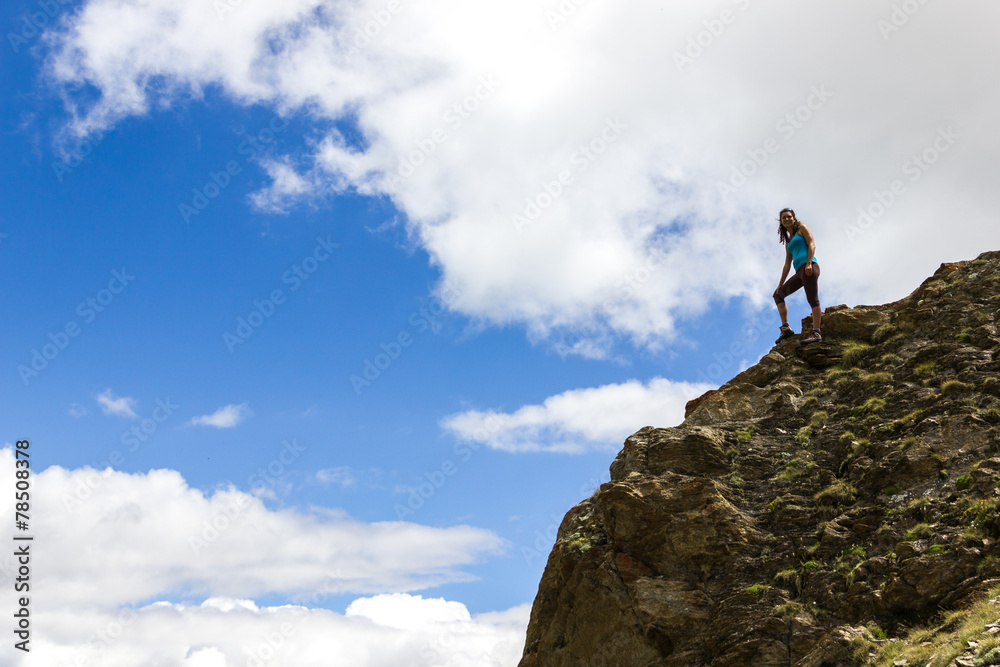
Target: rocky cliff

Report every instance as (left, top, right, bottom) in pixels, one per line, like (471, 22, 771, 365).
(520, 251, 1000, 667)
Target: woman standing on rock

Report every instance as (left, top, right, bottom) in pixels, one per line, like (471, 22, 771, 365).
(774, 208, 823, 343)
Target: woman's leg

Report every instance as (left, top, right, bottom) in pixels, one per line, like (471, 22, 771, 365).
(773, 272, 804, 325)
(803, 263, 822, 330)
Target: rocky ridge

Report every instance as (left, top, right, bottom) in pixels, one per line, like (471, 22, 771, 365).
(520, 251, 1000, 667)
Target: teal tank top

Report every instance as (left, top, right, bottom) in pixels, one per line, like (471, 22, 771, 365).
(788, 232, 817, 271)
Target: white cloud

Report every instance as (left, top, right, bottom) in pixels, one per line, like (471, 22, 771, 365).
(316, 466, 357, 488)
(96, 388, 138, 418)
(0, 448, 522, 666)
(44, 1, 1000, 355)
(17, 456, 505, 607)
(441, 377, 713, 454)
(187, 403, 251, 428)
(12, 594, 528, 667)
(68, 403, 88, 418)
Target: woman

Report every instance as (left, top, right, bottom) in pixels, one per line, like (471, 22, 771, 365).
(773, 208, 822, 343)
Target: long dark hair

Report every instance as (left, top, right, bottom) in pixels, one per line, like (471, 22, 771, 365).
(777, 208, 800, 246)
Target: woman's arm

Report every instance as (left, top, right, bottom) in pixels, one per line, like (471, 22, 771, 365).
(799, 224, 817, 275)
(779, 249, 792, 287)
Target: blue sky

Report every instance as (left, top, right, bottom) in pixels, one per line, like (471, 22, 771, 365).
(2, 1, 999, 665)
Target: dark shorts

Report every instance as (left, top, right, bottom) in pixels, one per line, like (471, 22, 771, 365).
(773, 262, 821, 308)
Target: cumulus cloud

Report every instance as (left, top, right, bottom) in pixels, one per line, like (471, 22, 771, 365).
(96, 388, 138, 418)
(0, 448, 520, 666)
(43, 1, 1000, 356)
(13, 456, 505, 607)
(14, 594, 528, 667)
(187, 403, 251, 428)
(441, 377, 714, 453)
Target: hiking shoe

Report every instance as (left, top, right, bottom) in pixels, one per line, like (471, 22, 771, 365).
(803, 328, 823, 343)
(775, 324, 794, 344)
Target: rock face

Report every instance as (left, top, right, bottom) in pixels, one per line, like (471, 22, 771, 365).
(520, 251, 1000, 667)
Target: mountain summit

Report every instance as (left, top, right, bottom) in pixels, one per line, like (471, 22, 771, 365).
(520, 251, 1000, 667)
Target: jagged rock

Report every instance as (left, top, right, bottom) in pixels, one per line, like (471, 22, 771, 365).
(520, 251, 1000, 666)
(801, 304, 890, 342)
(795, 341, 843, 369)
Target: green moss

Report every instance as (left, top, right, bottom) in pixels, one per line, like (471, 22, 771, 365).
(773, 569, 798, 584)
(862, 371, 893, 389)
(742, 584, 768, 595)
(926, 544, 948, 556)
(841, 340, 875, 369)
(815, 480, 857, 507)
(977, 407, 1000, 424)
(796, 426, 813, 446)
(773, 455, 818, 483)
(963, 498, 1000, 537)
(914, 361, 937, 378)
(894, 409, 925, 427)
(878, 352, 904, 368)
(851, 397, 886, 417)
(904, 523, 933, 541)
(809, 410, 829, 427)
(773, 600, 806, 620)
(872, 323, 898, 344)
(842, 543, 866, 558)
(956, 331, 973, 345)
(975, 647, 1000, 666)
(882, 332, 908, 349)
(941, 379, 974, 396)
(956, 474, 974, 491)
(566, 532, 592, 552)
(857, 579, 1000, 667)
